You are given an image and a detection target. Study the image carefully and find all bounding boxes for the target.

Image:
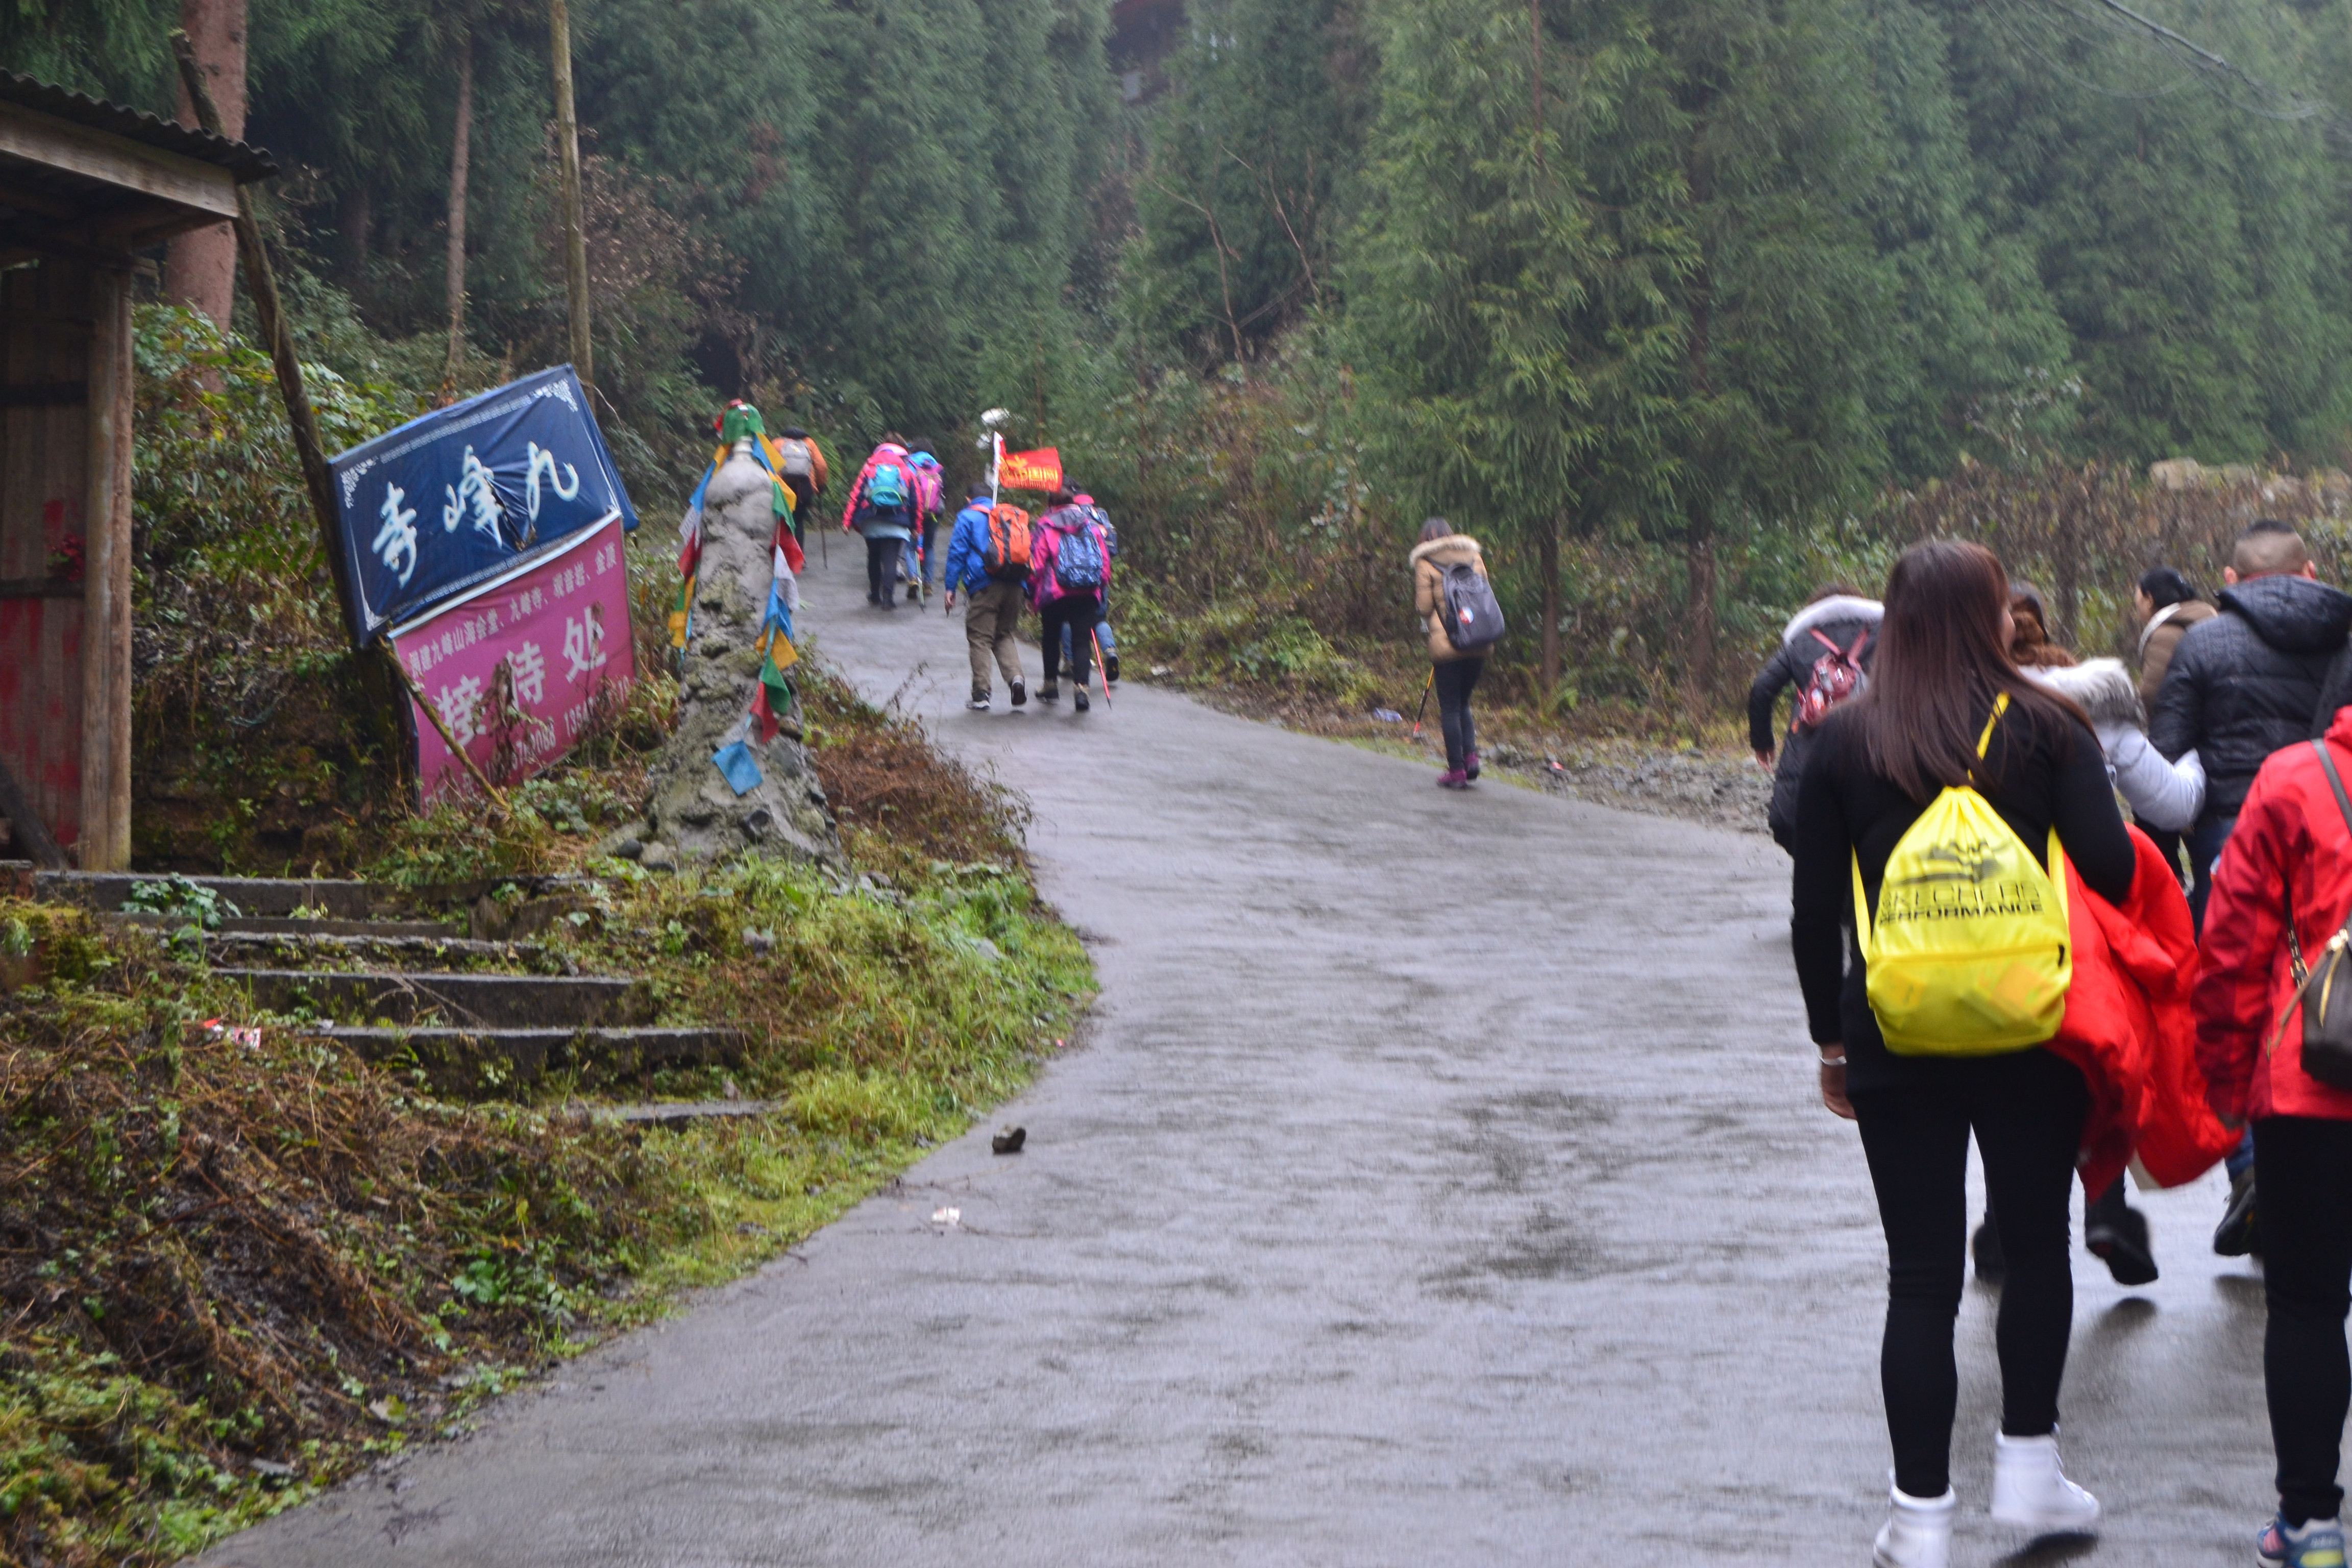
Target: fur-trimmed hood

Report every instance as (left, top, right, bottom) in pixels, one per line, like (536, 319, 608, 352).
(1409, 534, 1483, 570)
(1780, 595, 1882, 645)
(2025, 656, 2146, 731)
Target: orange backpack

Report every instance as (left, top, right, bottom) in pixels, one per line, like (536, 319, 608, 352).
(982, 504, 1033, 580)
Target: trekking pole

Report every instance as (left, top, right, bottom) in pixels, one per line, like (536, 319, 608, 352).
(1090, 625, 1113, 712)
(1410, 668, 1434, 739)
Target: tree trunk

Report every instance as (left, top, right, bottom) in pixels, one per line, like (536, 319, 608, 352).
(167, 0, 246, 326)
(549, 0, 594, 388)
(1539, 513, 1561, 696)
(1684, 511, 1717, 744)
(444, 25, 474, 388)
(340, 184, 371, 292)
(1682, 227, 1719, 743)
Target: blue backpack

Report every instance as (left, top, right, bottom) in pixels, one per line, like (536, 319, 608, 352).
(865, 459, 906, 510)
(1055, 519, 1105, 590)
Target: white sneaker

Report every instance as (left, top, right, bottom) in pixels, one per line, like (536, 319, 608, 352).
(1990, 1431, 2100, 1533)
(1873, 1479, 1954, 1568)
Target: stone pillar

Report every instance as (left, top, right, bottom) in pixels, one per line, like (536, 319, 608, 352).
(642, 446, 838, 866)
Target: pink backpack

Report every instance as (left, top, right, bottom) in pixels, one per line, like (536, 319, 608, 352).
(1793, 627, 1870, 733)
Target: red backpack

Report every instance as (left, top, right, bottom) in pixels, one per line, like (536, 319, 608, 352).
(1793, 627, 1870, 733)
(982, 504, 1032, 580)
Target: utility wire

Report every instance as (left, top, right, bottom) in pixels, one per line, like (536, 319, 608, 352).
(2016, 0, 2352, 151)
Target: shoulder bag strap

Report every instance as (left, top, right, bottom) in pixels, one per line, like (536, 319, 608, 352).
(2264, 740, 2352, 1053)
(1976, 692, 2009, 760)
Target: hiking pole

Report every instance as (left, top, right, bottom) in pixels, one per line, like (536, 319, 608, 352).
(1090, 625, 1113, 712)
(1410, 669, 1434, 739)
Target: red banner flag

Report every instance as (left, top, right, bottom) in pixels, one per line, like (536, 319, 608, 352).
(997, 447, 1063, 493)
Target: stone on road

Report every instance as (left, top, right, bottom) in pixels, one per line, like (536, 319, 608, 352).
(200, 553, 2269, 1566)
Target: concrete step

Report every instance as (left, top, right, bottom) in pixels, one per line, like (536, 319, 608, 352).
(200, 930, 549, 969)
(213, 915, 458, 939)
(565, 1099, 779, 1127)
(107, 911, 465, 941)
(303, 1024, 745, 1098)
(37, 871, 374, 919)
(214, 968, 649, 1027)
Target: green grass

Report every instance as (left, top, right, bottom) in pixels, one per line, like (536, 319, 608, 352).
(0, 690, 1091, 1567)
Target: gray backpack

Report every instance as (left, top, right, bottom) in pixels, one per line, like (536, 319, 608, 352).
(1442, 563, 1505, 653)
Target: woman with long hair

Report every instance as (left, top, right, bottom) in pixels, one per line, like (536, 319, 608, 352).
(1790, 541, 2136, 1567)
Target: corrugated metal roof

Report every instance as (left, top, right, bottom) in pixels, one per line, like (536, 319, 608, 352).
(0, 71, 276, 183)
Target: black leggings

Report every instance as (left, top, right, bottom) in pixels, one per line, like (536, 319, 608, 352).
(1852, 1049, 2090, 1499)
(2256, 1116, 2352, 1526)
(1039, 593, 1103, 688)
(865, 536, 903, 602)
(1434, 658, 1483, 771)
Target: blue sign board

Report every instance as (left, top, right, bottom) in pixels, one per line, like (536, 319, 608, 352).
(329, 365, 639, 646)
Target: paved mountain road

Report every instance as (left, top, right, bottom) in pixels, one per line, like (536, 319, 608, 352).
(203, 552, 2269, 1566)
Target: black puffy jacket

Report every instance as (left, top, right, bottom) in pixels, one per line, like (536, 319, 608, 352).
(2149, 573, 2352, 823)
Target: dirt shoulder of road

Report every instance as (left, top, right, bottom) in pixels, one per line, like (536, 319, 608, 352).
(1139, 674, 1774, 838)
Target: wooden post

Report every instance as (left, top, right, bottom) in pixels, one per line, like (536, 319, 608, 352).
(77, 266, 133, 870)
(172, 32, 361, 643)
(549, 0, 594, 388)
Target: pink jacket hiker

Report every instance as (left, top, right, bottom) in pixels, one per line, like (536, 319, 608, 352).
(1025, 505, 1112, 610)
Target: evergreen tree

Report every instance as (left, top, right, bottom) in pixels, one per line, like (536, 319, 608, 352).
(1346, 0, 1685, 695)
(1629, 0, 1903, 724)
(1128, 0, 1372, 361)
(1858, 0, 2072, 478)
(1348, 0, 1902, 714)
(1942, 0, 2352, 462)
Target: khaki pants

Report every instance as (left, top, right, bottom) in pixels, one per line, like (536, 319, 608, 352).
(963, 579, 1025, 693)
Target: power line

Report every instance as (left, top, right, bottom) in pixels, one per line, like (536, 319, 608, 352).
(2015, 0, 2352, 151)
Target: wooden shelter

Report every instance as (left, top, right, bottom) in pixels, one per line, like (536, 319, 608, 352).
(0, 72, 274, 868)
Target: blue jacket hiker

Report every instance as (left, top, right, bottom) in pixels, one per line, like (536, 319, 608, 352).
(944, 496, 996, 597)
(946, 495, 1027, 710)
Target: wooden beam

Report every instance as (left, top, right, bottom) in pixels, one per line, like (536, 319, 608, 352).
(76, 264, 131, 871)
(0, 104, 238, 221)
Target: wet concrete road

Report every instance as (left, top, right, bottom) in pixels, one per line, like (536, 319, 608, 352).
(203, 552, 2273, 1566)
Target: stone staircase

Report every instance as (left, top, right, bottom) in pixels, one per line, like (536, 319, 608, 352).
(20, 869, 744, 1101)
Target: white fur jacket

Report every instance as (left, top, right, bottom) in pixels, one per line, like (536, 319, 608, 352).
(2025, 657, 2205, 832)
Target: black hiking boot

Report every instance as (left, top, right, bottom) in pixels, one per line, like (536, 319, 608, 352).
(1010, 681, 1027, 708)
(2215, 1167, 2260, 1257)
(1073, 687, 1090, 713)
(2086, 1180, 2158, 1286)
(1104, 653, 1120, 684)
(1038, 684, 1060, 704)
(1973, 1212, 2005, 1286)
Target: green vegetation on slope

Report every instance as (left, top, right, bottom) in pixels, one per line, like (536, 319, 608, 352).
(0, 664, 1091, 1566)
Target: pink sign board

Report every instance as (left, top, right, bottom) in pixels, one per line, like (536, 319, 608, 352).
(389, 515, 634, 805)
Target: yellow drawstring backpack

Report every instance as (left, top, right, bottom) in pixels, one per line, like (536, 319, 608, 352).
(1852, 693, 2072, 1055)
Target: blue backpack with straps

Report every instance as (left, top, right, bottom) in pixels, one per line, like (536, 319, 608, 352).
(865, 460, 906, 509)
(1056, 517, 1105, 590)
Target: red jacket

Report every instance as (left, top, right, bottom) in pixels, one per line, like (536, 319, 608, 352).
(2194, 706, 2352, 1123)
(2048, 826, 2238, 1194)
